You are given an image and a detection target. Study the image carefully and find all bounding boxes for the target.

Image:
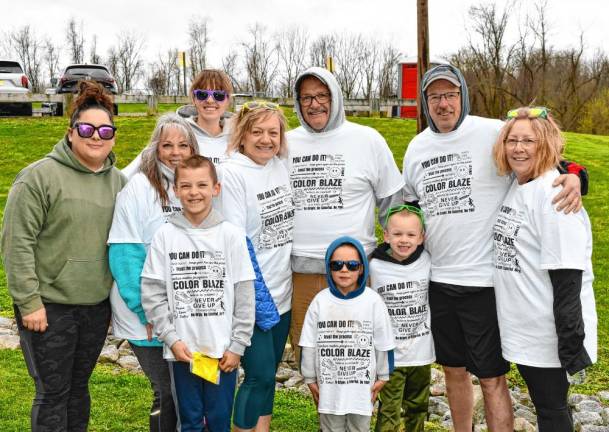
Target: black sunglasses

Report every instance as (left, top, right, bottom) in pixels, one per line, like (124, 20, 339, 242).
(73, 122, 117, 140)
(329, 260, 362, 272)
(193, 89, 228, 102)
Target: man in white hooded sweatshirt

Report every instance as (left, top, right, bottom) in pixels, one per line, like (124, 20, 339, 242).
(287, 67, 404, 365)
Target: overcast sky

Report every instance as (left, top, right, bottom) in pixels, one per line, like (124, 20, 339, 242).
(6, 0, 608, 70)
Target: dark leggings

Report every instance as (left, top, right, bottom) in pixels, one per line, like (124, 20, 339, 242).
(517, 364, 573, 432)
(15, 300, 111, 432)
(233, 311, 291, 429)
(129, 344, 177, 432)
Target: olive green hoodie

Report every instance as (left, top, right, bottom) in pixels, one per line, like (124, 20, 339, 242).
(1, 138, 126, 315)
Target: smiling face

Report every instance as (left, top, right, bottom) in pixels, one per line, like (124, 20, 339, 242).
(193, 89, 230, 130)
(299, 76, 331, 131)
(383, 212, 425, 262)
(330, 245, 363, 295)
(506, 119, 539, 184)
(241, 113, 281, 165)
(68, 108, 115, 171)
(157, 127, 194, 169)
(174, 166, 220, 225)
(426, 79, 461, 133)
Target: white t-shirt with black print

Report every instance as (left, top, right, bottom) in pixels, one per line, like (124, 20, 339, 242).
(142, 220, 255, 360)
(299, 288, 395, 416)
(287, 121, 404, 259)
(218, 153, 294, 314)
(369, 250, 435, 366)
(493, 169, 597, 368)
(403, 115, 512, 287)
(108, 172, 182, 340)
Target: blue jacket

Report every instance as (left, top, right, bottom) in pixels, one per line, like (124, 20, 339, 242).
(324, 236, 369, 300)
(246, 237, 280, 331)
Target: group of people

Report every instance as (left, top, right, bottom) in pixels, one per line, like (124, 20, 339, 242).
(1, 62, 596, 432)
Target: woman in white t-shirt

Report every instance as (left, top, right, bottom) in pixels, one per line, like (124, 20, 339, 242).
(108, 113, 199, 432)
(491, 107, 597, 432)
(218, 102, 294, 432)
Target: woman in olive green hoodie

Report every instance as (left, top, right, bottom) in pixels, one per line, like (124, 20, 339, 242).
(1, 81, 126, 431)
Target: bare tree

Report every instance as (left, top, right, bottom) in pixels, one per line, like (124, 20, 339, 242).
(360, 37, 379, 99)
(309, 34, 336, 68)
(108, 32, 145, 93)
(377, 43, 400, 99)
(241, 23, 277, 95)
(188, 17, 210, 80)
(148, 48, 181, 95)
(222, 50, 242, 92)
(65, 18, 85, 64)
(275, 27, 308, 98)
(333, 33, 365, 98)
(90, 35, 101, 64)
(9, 25, 43, 92)
(43, 38, 61, 86)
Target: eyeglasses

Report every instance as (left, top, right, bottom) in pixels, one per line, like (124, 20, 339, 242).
(299, 92, 330, 107)
(329, 260, 362, 272)
(239, 101, 280, 118)
(504, 137, 538, 148)
(193, 89, 228, 102)
(385, 204, 425, 229)
(506, 106, 549, 120)
(428, 91, 460, 105)
(73, 122, 117, 140)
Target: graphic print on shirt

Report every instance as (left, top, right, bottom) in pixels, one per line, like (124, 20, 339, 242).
(290, 153, 345, 211)
(420, 151, 474, 217)
(168, 249, 227, 319)
(376, 279, 430, 343)
(256, 184, 295, 249)
(161, 204, 182, 221)
(317, 319, 373, 385)
(493, 205, 523, 273)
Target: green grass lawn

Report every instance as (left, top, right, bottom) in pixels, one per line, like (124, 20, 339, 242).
(0, 111, 607, 429)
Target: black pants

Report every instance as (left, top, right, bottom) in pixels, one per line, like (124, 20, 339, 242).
(15, 300, 111, 432)
(517, 364, 573, 432)
(130, 344, 177, 432)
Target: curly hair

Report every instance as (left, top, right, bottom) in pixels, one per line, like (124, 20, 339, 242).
(68, 81, 114, 127)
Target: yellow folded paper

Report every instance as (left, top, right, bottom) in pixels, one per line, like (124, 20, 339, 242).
(191, 352, 221, 384)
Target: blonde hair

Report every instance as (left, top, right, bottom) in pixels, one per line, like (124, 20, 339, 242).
(227, 104, 288, 158)
(493, 107, 564, 179)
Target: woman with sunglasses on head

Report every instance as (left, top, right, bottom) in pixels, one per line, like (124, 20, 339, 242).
(217, 102, 294, 432)
(1, 81, 126, 431)
(122, 69, 233, 178)
(108, 113, 199, 432)
(491, 107, 597, 432)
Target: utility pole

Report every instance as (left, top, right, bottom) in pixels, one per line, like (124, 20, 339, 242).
(417, 0, 429, 133)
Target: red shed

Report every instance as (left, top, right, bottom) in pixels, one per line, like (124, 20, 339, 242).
(397, 56, 448, 119)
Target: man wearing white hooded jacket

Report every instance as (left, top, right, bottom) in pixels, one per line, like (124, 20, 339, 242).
(287, 67, 404, 364)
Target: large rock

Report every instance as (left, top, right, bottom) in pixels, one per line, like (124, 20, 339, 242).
(118, 340, 133, 356)
(0, 317, 14, 329)
(576, 400, 603, 413)
(275, 366, 294, 383)
(600, 407, 609, 424)
(283, 373, 304, 388)
(573, 411, 603, 428)
(598, 391, 609, 402)
(513, 417, 536, 432)
(580, 426, 609, 432)
(117, 355, 141, 371)
(514, 407, 537, 425)
(0, 334, 20, 350)
(98, 345, 119, 363)
(428, 396, 450, 416)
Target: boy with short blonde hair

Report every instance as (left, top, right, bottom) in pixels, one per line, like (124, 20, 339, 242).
(370, 204, 434, 432)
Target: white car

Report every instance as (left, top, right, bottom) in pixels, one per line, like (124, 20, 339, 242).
(0, 59, 32, 116)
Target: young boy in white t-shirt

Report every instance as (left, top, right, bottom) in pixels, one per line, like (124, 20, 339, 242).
(141, 155, 255, 432)
(369, 204, 434, 432)
(299, 236, 395, 432)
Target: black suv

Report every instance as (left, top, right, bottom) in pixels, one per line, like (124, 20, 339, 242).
(56, 64, 118, 94)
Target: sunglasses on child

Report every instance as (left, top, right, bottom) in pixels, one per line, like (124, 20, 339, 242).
(506, 106, 549, 120)
(329, 260, 362, 272)
(72, 122, 117, 140)
(239, 101, 280, 118)
(385, 204, 426, 228)
(193, 89, 228, 102)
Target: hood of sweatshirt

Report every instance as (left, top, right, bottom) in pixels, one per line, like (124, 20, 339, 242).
(223, 151, 280, 170)
(324, 236, 369, 299)
(48, 138, 117, 174)
(371, 243, 425, 266)
(293, 67, 346, 134)
(420, 64, 470, 133)
(185, 112, 233, 139)
(170, 207, 225, 230)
